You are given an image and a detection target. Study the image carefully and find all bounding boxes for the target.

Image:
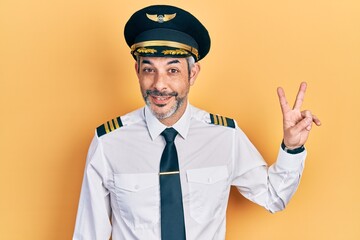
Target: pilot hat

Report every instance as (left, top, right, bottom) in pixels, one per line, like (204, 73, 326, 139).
(124, 5, 211, 61)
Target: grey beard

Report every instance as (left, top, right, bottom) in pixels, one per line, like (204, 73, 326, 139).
(144, 90, 185, 120)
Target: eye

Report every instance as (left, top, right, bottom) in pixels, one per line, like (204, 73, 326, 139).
(143, 68, 155, 73)
(169, 68, 179, 74)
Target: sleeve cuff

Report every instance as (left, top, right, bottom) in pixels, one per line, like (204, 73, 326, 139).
(276, 146, 307, 170)
(281, 140, 305, 154)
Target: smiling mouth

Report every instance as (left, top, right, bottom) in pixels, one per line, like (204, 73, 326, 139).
(150, 95, 172, 106)
(146, 90, 178, 106)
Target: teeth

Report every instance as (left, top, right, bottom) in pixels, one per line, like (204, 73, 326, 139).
(155, 97, 167, 100)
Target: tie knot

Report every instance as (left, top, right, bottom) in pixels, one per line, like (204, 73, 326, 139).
(161, 128, 178, 143)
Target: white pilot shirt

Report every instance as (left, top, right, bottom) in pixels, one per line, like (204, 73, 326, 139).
(73, 104, 306, 240)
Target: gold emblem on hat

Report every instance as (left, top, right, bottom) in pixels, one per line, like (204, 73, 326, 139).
(131, 40, 199, 60)
(136, 47, 157, 54)
(162, 49, 189, 56)
(146, 13, 176, 23)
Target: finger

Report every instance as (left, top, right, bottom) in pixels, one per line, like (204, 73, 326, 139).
(300, 110, 313, 130)
(294, 115, 313, 133)
(293, 82, 307, 110)
(302, 111, 321, 126)
(301, 110, 312, 119)
(312, 114, 322, 126)
(277, 87, 291, 113)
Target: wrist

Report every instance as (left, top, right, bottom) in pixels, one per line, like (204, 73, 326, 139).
(281, 140, 305, 154)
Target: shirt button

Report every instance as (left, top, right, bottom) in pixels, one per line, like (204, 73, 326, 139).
(207, 178, 212, 183)
(134, 185, 139, 190)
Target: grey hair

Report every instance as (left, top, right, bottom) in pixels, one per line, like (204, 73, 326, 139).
(186, 56, 195, 78)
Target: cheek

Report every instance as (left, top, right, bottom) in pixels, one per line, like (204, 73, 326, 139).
(138, 77, 152, 90)
(174, 82, 191, 97)
(171, 72, 190, 88)
(138, 81, 149, 98)
(179, 75, 191, 91)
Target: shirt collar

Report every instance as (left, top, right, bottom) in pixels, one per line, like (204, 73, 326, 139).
(145, 103, 191, 141)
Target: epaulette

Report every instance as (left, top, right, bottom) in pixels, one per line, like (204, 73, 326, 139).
(209, 113, 236, 128)
(96, 116, 123, 137)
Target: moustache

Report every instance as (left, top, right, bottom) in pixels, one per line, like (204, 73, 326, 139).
(145, 90, 178, 97)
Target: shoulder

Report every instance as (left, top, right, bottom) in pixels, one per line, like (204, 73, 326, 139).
(96, 116, 123, 137)
(190, 105, 237, 129)
(96, 107, 145, 138)
(208, 113, 236, 128)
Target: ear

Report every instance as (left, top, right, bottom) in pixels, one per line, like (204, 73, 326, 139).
(189, 62, 201, 86)
(135, 61, 139, 77)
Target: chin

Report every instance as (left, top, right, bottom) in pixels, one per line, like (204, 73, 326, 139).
(152, 107, 176, 120)
(147, 103, 177, 120)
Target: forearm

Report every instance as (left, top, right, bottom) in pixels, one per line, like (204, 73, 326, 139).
(235, 147, 306, 213)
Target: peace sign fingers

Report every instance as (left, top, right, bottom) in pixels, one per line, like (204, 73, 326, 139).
(293, 82, 307, 110)
(277, 82, 321, 149)
(277, 82, 307, 114)
(277, 86, 291, 114)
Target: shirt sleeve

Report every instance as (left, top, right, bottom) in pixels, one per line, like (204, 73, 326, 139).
(73, 133, 112, 239)
(231, 127, 306, 213)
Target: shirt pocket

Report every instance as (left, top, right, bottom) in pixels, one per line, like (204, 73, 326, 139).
(113, 173, 160, 229)
(186, 166, 229, 224)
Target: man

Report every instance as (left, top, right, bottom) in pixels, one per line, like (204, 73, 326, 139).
(73, 5, 321, 240)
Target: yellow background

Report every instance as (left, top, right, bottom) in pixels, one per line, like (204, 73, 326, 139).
(1, 0, 359, 239)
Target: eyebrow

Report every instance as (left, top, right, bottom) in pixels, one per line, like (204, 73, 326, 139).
(167, 59, 180, 65)
(141, 59, 152, 65)
(141, 59, 181, 65)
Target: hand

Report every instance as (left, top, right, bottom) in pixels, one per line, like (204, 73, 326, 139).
(277, 82, 321, 149)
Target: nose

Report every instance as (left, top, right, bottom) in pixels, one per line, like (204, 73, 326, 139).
(152, 72, 167, 91)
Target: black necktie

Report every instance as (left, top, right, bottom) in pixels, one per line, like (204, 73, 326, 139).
(159, 128, 186, 240)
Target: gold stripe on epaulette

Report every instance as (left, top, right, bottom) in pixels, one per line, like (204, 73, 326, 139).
(114, 119, 120, 129)
(97, 116, 124, 137)
(213, 115, 218, 125)
(104, 122, 110, 133)
(108, 120, 115, 131)
(209, 113, 236, 128)
(219, 115, 223, 126)
(223, 116, 228, 127)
